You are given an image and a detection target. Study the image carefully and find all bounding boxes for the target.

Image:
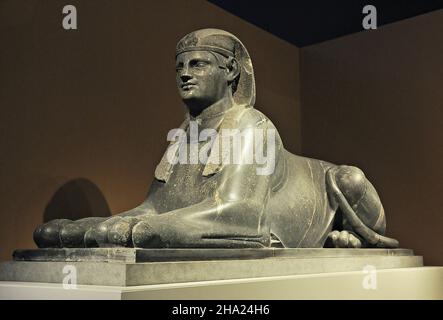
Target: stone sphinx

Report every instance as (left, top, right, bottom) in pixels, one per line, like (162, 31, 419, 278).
(33, 28, 399, 250)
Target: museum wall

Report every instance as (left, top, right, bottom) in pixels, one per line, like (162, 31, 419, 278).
(0, 1, 301, 261)
(300, 10, 443, 265)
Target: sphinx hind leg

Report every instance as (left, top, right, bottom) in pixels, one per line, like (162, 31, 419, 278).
(326, 165, 399, 248)
(332, 165, 386, 233)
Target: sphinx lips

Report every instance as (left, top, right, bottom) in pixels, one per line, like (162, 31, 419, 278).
(181, 83, 197, 90)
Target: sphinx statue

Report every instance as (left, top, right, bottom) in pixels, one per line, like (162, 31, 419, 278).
(33, 29, 399, 250)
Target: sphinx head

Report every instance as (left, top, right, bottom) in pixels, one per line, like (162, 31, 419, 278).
(175, 29, 256, 116)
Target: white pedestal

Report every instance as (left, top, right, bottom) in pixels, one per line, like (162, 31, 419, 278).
(1, 267, 442, 300)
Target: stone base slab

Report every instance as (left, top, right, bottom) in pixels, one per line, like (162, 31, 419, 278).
(0, 248, 423, 286)
(1, 267, 442, 300)
(12, 247, 416, 263)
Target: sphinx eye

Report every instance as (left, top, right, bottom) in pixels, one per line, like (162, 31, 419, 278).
(191, 60, 208, 68)
(175, 64, 183, 72)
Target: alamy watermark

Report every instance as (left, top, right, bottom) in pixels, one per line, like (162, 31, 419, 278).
(166, 120, 276, 175)
(362, 264, 377, 290)
(362, 5, 377, 30)
(62, 264, 77, 289)
(62, 5, 77, 30)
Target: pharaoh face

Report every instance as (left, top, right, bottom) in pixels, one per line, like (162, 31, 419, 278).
(175, 50, 229, 115)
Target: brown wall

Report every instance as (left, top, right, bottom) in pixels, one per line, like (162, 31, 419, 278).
(301, 10, 443, 265)
(0, 0, 301, 261)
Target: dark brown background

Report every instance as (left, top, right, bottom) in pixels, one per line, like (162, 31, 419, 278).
(0, 1, 441, 264)
(301, 9, 443, 265)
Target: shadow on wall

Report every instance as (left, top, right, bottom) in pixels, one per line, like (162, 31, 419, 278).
(44, 178, 111, 222)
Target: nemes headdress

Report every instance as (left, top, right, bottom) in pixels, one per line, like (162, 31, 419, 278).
(176, 28, 256, 107)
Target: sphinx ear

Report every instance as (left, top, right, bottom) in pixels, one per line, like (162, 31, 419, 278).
(226, 57, 240, 82)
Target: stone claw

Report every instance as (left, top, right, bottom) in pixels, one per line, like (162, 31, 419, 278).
(33, 219, 72, 248)
(327, 230, 362, 248)
(60, 222, 86, 247)
(132, 220, 162, 248)
(92, 216, 140, 247)
(108, 217, 139, 247)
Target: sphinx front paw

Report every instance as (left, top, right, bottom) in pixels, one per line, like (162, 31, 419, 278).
(326, 230, 362, 248)
(92, 216, 141, 247)
(33, 219, 72, 248)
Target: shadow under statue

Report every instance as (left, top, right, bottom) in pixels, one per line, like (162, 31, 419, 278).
(43, 178, 111, 223)
(33, 29, 399, 250)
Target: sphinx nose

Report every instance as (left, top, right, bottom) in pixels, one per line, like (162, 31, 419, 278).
(180, 74, 192, 83)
